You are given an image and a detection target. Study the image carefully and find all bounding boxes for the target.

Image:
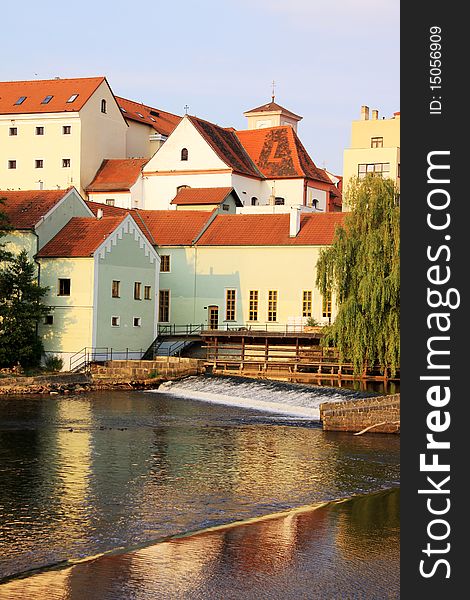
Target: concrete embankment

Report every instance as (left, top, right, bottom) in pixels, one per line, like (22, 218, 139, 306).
(320, 394, 400, 434)
(0, 358, 205, 396)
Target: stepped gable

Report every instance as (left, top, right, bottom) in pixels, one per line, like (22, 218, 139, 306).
(37, 215, 128, 257)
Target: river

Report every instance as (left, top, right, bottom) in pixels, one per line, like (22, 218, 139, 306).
(0, 376, 399, 598)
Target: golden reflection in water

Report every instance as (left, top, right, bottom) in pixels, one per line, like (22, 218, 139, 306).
(53, 400, 92, 537)
(0, 504, 329, 599)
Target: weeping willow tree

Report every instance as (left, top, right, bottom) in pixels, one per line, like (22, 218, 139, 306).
(316, 176, 400, 376)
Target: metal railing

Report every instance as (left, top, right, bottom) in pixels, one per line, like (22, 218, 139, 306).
(69, 347, 144, 372)
(157, 323, 205, 336)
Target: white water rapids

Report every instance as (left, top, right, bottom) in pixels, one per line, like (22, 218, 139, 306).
(149, 375, 368, 419)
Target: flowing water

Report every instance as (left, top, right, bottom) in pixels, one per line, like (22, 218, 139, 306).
(0, 376, 400, 597)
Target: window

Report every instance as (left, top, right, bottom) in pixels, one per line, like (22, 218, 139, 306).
(144, 285, 152, 300)
(36, 126, 44, 135)
(9, 127, 17, 136)
(63, 125, 71, 134)
(322, 293, 332, 319)
(136, 112, 144, 118)
(58, 278, 71, 296)
(225, 289, 236, 321)
(67, 94, 79, 103)
(112, 280, 120, 298)
(134, 282, 142, 300)
(302, 291, 312, 318)
(105, 199, 115, 206)
(274, 197, 285, 205)
(44, 315, 54, 325)
(251, 197, 258, 206)
(111, 316, 120, 327)
(358, 163, 390, 179)
(268, 290, 278, 322)
(159, 290, 170, 322)
(120, 107, 127, 113)
(8, 160, 16, 169)
(133, 317, 141, 327)
(222, 204, 230, 211)
(249, 290, 258, 321)
(371, 137, 383, 148)
(181, 148, 188, 161)
(101, 99, 107, 113)
(160, 255, 170, 272)
(35, 159, 43, 168)
(62, 158, 71, 168)
(14, 96, 26, 105)
(41, 95, 53, 104)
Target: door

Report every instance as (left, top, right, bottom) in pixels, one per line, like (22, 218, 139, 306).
(208, 306, 219, 330)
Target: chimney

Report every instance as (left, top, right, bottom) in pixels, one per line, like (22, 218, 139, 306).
(36, 180, 44, 190)
(372, 109, 379, 120)
(289, 206, 301, 237)
(97, 208, 103, 220)
(360, 105, 369, 120)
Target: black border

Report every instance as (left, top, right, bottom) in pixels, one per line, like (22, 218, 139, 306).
(401, 3, 467, 596)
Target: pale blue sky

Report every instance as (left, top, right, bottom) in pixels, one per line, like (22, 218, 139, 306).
(2, 0, 399, 174)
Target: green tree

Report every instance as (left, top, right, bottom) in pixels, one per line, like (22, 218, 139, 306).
(0, 197, 12, 263)
(316, 176, 400, 376)
(0, 250, 51, 368)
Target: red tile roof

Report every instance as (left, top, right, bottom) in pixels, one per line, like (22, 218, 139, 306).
(37, 215, 128, 257)
(196, 212, 347, 246)
(244, 101, 302, 120)
(86, 200, 128, 217)
(116, 97, 181, 137)
(188, 116, 263, 179)
(235, 126, 331, 183)
(86, 159, 147, 192)
(170, 187, 239, 206)
(0, 77, 106, 114)
(0, 188, 77, 229)
(132, 210, 213, 246)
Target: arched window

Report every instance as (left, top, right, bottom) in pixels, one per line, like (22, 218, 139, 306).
(181, 148, 188, 161)
(251, 197, 258, 206)
(101, 99, 107, 114)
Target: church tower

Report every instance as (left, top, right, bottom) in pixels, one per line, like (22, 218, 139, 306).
(243, 82, 302, 132)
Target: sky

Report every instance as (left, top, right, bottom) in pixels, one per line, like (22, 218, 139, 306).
(1, 0, 399, 174)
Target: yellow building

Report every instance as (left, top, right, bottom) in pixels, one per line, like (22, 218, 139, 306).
(342, 105, 400, 210)
(0, 77, 181, 197)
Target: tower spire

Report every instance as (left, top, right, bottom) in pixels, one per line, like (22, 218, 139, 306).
(271, 80, 276, 102)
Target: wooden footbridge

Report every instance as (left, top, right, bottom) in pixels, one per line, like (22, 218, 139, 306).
(200, 326, 398, 383)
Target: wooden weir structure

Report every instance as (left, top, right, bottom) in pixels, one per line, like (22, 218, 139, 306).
(201, 328, 398, 384)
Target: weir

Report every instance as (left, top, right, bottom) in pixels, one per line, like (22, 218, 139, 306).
(150, 374, 369, 420)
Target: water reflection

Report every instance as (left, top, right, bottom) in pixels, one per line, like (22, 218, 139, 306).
(0, 390, 399, 582)
(0, 490, 399, 599)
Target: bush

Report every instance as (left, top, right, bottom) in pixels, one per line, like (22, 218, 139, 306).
(44, 354, 64, 372)
(306, 317, 320, 327)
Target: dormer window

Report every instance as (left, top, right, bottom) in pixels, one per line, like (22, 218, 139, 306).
(181, 148, 188, 161)
(120, 107, 127, 113)
(136, 112, 144, 118)
(101, 99, 107, 113)
(14, 96, 26, 105)
(67, 94, 78, 103)
(41, 95, 53, 104)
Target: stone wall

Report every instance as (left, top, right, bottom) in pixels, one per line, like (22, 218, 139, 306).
(91, 358, 205, 381)
(319, 394, 400, 434)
